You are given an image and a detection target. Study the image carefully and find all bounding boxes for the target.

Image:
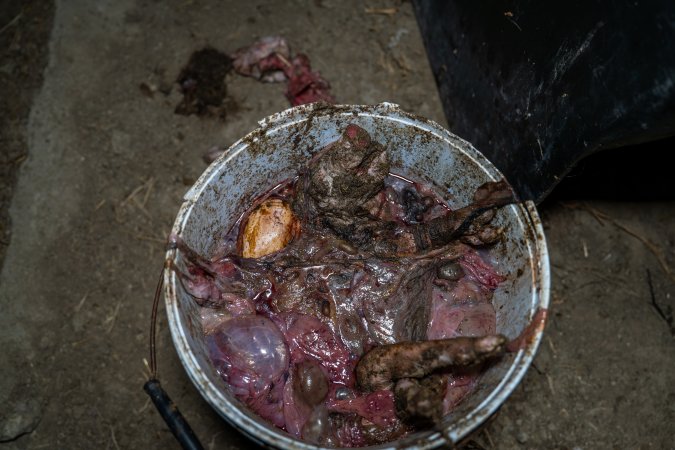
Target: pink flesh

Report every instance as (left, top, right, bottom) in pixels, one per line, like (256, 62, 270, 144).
(280, 313, 355, 386)
(429, 289, 493, 415)
(370, 175, 451, 225)
(427, 250, 501, 413)
(334, 418, 367, 448)
(183, 265, 223, 302)
(282, 369, 308, 437)
(222, 293, 256, 316)
(231, 37, 334, 105)
(231, 36, 290, 81)
(428, 284, 496, 340)
(460, 249, 506, 289)
(283, 54, 334, 106)
(199, 293, 256, 334)
(327, 390, 399, 428)
(443, 370, 479, 413)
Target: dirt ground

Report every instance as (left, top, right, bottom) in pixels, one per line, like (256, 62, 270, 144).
(1, 1, 673, 449)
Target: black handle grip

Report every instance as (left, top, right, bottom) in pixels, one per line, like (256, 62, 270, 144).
(144, 379, 204, 450)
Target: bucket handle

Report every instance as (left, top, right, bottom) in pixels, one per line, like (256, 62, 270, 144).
(144, 267, 205, 450)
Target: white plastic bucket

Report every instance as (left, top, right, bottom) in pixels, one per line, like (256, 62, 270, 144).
(165, 103, 550, 449)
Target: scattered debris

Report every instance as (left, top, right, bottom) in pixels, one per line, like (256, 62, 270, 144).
(0, 12, 22, 36)
(104, 301, 122, 333)
(484, 428, 496, 449)
(166, 38, 334, 154)
(115, 177, 156, 223)
(202, 145, 226, 164)
(0, 396, 42, 443)
(388, 28, 409, 49)
(365, 7, 398, 16)
(120, 177, 155, 209)
(109, 425, 121, 450)
(143, 66, 174, 96)
(231, 35, 290, 82)
(232, 36, 335, 106)
(545, 373, 555, 394)
(375, 29, 412, 79)
(503, 11, 522, 32)
(283, 53, 334, 105)
(562, 202, 675, 283)
(175, 47, 233, 117)
(74, 292, 89, 312)
(138, 82, 154, 98)
(646, 269, 675, 336)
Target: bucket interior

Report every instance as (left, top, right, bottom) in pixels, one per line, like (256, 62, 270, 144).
(165, 103, 549, 449)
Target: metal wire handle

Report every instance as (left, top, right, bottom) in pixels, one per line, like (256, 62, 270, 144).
(144, 264, 204, 450)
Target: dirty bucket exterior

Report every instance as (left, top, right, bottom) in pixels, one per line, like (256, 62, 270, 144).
(164, 103, 550, 449)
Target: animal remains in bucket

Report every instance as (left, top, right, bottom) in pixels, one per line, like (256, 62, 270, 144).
(172, 125, 516, 447)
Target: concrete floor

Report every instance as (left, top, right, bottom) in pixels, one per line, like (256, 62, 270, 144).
(1, 1, 674, 449)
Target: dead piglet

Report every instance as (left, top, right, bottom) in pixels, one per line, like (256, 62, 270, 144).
(296, 124, 390, 240)
(295, 124, 515, 257)
(348, 181, 514, 258)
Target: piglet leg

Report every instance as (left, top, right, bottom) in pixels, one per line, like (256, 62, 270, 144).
(393, 374, 447, 426)
(411, 180, 516, 251)
(356, 335, 507, 392)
